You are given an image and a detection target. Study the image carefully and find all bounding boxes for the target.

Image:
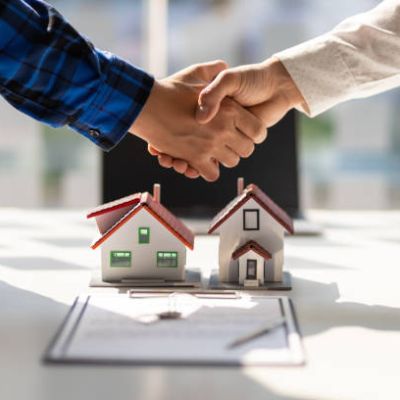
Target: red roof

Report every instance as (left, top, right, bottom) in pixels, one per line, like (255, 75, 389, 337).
(88, 192, 194, 250)
(232, 240, 272, 260)
(208, 184, 294, 234)
(86, 193, 141, 218)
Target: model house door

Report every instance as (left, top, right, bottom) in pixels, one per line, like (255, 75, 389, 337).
(246, 259, 257, 279)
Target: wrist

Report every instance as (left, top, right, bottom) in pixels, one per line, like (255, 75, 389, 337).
(262, 57, 308, 111)
(129, 80, 164, 143)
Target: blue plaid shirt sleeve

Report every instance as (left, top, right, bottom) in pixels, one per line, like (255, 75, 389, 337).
(0, 0, 154, 150)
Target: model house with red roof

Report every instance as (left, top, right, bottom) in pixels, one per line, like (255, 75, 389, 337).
(87, 184, 194, 283)
(208, 178, 294, 289)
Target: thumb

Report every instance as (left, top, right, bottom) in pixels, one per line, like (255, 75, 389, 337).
(196, 71, 240, 124)
(196, 59, 228, 82)
(193, 59, 229, 83)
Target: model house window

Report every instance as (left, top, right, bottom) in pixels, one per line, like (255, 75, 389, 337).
(110, 251, 131, 267)
(138, 227, 150, 244)
(157, 251, 178, 268)
(246, 259, 257, 279)
(243, 209, 259, 230)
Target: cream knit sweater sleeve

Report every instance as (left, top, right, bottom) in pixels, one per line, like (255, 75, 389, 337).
(274, 0, 400, 117)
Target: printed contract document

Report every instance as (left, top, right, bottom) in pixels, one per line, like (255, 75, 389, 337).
(45, 293, 304, 366)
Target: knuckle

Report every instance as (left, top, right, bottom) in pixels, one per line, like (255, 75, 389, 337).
(218, 127, 231, 142)
(210, 134, 223, 151)
(241, 142, 255, 158)
(186, 167, 199, 178)
(221, 70, 234, 84)
(227, 135, 254, 158)
(202, 165, 220, 182)
(173, 162, 186, 174)
(222, 160, 233, 168)
(255, 126, 267, 144)
(218, 118, 231, 132)
(192, 62, 202, 72)
(173, 166, 183, 174)
(220, 152, 240, 168)
(209, 170, 220, 182)
(230, 156, 240, 167)
(203, 137, 217, 155)
(220, 100, 237, 116)
(158, 157, 171, 168)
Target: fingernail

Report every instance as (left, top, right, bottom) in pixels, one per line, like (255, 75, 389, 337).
(196, 104, 208, 121)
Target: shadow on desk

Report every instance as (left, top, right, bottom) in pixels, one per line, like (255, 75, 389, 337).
(1, 281, 309, 400)
(2, 274, 400, 400)
(290, 275, 400, 336)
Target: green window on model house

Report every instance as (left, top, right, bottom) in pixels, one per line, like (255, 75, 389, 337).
(138, 227, 150, 244)
(157, 251, 178, 268)
(110, 251, 131, 267)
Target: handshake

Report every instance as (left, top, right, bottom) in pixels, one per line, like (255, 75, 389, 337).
(130, 57, 306, 182)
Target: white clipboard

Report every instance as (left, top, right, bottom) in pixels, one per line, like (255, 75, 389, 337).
(45, 293, 305, 366)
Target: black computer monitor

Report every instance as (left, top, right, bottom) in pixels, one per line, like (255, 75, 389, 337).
(102, 110, 300, 219)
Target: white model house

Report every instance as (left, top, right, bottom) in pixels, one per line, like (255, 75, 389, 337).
(208, 178, 294, 288)
(87, 184, 194, 282)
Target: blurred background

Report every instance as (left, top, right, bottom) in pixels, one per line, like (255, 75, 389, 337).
(0, 0, 399, 209)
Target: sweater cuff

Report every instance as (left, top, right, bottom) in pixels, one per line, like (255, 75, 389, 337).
(274, 35, 357, 117)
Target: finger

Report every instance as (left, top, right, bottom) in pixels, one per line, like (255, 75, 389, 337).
(233, 102, 267, 145)
(171, 159, 200, 178)
(172, 159, 190, 174)
(196, 70, 240, 124)
(184, 166, 200, 179)
(195, 158, 220, 182)
(169, 60, 228, 84)
(220, 106, 254, 158)
(214, 146, 240, 168)
(148, 144, 159, 156)
(148, 144, 161, 156)
(250, 96, 291, 128)
(194, 59, 229, 83)
(230, 134, 255, 159)
(157, 154, 173, 169)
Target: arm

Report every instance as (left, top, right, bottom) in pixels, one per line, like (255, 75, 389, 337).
(197, 0, 400, 124)
(0, 0, 153, 150)
(171, 1, 400, 176)
(0, 0, 264, 181)
(275, 0, 400, 116)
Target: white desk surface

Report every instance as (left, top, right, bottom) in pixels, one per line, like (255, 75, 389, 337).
(1, 209, 400, 400)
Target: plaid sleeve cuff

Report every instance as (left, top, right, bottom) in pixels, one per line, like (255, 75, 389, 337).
(69, 50, 154, 151)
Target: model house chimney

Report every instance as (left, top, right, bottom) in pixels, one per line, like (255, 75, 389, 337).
(153, 183, 161, 202)
(237, 177, 244, 195)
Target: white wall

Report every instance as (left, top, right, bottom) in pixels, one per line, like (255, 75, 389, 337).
(100, 207, 186, 281)
(216, 198, 285, 283)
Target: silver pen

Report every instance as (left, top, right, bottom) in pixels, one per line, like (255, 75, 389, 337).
(227, 317, 286, 349)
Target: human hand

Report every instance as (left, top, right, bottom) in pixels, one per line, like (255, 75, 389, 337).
(150, 57, 306, 179)
(130, 61, 265, 182)
(196, 57, 307, 126)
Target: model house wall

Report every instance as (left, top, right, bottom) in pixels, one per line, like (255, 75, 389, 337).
(214, 198, 285, 283)
(100, 207, 186, 282)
